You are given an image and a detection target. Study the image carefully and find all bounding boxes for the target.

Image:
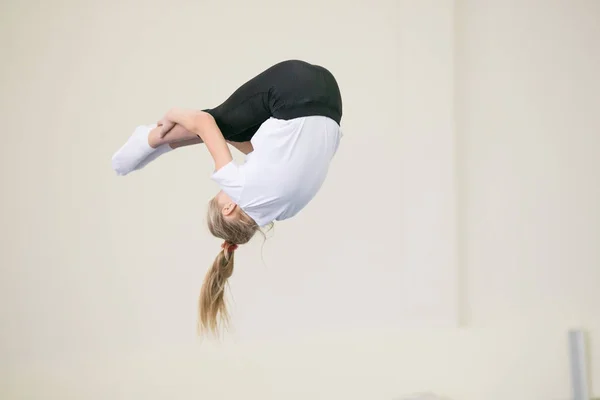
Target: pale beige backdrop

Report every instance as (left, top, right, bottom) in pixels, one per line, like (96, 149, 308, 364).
(1, 1, 599, 400)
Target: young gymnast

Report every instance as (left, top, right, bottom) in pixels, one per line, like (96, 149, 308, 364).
(111, 60, 343, 335)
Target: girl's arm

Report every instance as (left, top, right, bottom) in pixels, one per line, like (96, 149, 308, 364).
(163, 108, 233, 170)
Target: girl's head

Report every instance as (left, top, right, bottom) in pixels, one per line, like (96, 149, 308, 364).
(199, 191, 259, 335)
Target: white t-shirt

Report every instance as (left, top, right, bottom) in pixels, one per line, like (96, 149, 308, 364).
(211, 116, 342, 227)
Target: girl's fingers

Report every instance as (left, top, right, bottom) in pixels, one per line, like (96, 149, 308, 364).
(159, 121, 176, 138)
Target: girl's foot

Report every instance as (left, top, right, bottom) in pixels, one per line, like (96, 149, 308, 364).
(112, 125, 165, 175)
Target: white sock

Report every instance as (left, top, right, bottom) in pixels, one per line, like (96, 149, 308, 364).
(133, 143, 173, 171)
(111, 124, 159, 176)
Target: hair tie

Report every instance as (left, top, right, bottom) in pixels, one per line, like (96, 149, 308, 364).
(221, 242, 238, 252)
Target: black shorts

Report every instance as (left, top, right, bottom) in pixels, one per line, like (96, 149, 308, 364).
(204, 60, 343, 142)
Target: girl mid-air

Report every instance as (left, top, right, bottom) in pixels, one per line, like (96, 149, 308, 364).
(112, 60, 343, 335)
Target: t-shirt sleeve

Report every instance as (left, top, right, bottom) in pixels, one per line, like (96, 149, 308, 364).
(211, 161, 245, 203)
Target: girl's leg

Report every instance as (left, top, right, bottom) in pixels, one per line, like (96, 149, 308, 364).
(112, 62, 293, 175)
(130, 125, 202, 173)
(131, 136, 202, 172)
(112, 123, 200, 175)
(150, 123, 253, 152)
(163, 137, 252, 153)
(202, 61, 305, 141)
(148, 123, 198, 148)
(205, 60, 343, 139)
(133, 132, 252, 174)
(169, 137, 203, 149)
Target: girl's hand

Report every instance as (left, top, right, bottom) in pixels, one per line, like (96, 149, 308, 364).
(157, 118, 176, 138)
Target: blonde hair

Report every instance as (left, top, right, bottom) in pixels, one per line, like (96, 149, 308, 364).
(199, 197, 259, 336)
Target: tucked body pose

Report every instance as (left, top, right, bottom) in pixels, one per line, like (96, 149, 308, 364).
(112, 60, 343, 335)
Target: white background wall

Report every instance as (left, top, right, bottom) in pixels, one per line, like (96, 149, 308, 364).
(1, 1, 599, 399)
